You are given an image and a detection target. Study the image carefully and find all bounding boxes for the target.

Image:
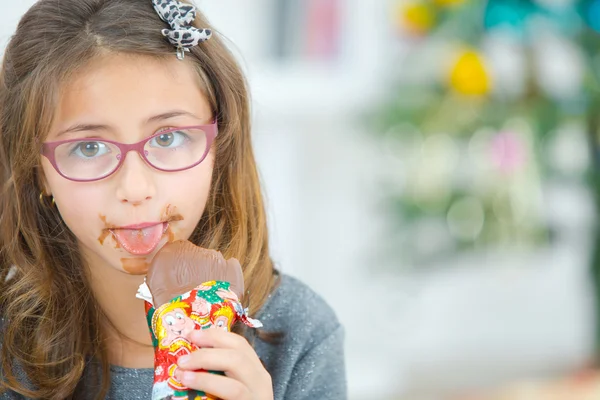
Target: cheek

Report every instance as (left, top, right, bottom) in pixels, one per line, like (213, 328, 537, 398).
(56, 191, 104, 244)
(41, 160, 105, 235)
(162, 161, 213, 236)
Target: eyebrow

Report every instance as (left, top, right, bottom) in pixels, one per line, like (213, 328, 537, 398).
(55, 110, 205, 137)
(146, 110, 203, 124)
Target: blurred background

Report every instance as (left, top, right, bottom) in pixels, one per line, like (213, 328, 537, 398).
(4, 0, 600, 398)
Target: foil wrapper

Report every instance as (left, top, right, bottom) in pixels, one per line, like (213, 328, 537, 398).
(140, 280, 262, 400)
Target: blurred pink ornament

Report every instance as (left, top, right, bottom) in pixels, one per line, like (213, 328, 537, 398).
(490, 132, 526, 174)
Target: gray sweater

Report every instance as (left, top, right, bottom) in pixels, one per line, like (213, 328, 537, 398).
(1, 274, 347, 399)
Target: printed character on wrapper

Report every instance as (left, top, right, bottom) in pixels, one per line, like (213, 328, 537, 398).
(190, 290, 212, 327)
(138, 240, 263, 400)
(150, 300, 203, 400)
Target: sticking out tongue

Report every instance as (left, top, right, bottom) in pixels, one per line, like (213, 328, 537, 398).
(112, 223, 166, 255)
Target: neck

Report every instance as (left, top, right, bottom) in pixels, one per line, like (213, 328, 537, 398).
(85, 252, 155, 369)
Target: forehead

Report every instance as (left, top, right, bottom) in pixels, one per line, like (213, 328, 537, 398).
(51, 53, 212, 133)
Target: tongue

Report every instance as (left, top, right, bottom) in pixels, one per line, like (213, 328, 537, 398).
(112, 224, 165, 255)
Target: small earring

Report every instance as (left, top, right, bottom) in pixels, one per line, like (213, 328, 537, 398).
(39, 192, 55, 208)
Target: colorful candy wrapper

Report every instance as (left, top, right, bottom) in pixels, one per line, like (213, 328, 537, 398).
(136, 241, 262, 400)
(139, 281, 262, 400)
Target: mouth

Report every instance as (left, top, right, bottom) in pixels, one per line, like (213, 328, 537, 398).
(100, 205, 184, 256)
(110, 222, 169, 256)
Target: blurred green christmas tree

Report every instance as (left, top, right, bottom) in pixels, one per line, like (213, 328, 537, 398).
(378, 0, 600, 351)
(376, 0, 598, 264)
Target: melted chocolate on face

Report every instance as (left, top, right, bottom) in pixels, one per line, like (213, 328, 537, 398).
(121, 258, 150, 275)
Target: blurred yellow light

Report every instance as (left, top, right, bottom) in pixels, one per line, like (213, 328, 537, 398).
(434, 0, 467, 6)
(399, 2, 435, 35)
(449, 50, 491, 96)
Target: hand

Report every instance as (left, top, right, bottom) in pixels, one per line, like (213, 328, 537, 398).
(173, 367, 185, 383)
(176, 329, 274, 400)
(216, 288, 240, 302)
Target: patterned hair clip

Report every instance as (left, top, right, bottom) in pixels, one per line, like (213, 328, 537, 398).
(152, 0, 212, 60)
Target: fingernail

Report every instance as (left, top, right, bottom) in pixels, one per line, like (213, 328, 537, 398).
(178, 355, 190, 366)
(183, 371, 195, 383)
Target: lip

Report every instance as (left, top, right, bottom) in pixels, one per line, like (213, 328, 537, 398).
(117, 221, 166, 230)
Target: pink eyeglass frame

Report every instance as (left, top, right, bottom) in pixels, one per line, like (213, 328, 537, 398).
(40, 121, 218, 182)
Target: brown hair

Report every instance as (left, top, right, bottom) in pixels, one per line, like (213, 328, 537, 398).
(0, 0, 276, 398)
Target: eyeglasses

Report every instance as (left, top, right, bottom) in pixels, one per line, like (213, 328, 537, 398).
(40, 122, 217, 182)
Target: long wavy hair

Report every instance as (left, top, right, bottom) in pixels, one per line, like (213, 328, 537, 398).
(0, 0, 275, 398)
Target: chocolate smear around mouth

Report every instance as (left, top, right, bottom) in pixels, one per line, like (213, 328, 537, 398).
(121, 258, 150, 275)
(98, 214, 119, 246)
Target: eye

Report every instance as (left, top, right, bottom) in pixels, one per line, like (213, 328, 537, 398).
(150, 131, 188, 148)
(165, 316, 175, 326)
(71, 141, 109, 158)
(175, 312, 185, 320)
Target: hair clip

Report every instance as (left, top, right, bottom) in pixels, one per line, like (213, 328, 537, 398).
(152, 0, 212, 60)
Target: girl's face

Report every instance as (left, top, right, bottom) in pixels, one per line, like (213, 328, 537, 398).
(41, 54, 214, 275)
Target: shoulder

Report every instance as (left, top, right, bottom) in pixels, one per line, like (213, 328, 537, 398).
(255, 273, 342, 349)
(252, 274, 347, 400)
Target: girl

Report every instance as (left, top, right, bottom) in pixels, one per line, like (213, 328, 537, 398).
(0, 0, 346, 399)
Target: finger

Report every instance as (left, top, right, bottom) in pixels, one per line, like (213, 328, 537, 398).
(190, 329, 256, 358)
(216, 288, 239, 301)
(181, 370, 251, 400)
(178, 348, 254, 383)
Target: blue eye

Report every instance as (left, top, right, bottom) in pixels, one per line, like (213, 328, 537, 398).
(150, 131, 188, 148)
(165, 316, 176, 326)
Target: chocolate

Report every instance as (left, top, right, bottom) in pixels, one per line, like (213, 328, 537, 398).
(146, 240, 244, 307)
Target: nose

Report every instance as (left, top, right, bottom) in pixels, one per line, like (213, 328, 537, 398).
(114, 150, 156, 206)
